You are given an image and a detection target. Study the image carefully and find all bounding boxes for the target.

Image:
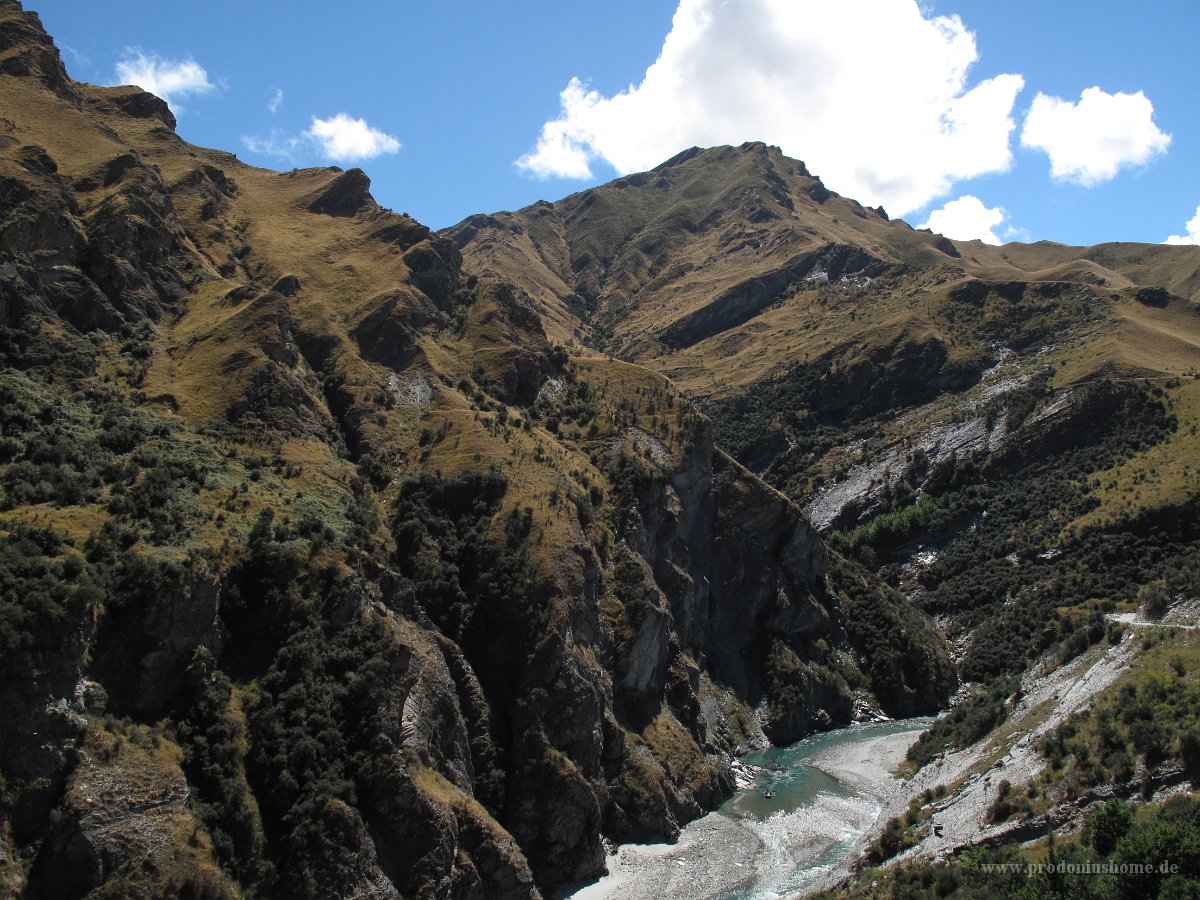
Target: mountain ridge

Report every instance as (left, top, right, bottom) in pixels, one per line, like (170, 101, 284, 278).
(450, 139, 1199, 380)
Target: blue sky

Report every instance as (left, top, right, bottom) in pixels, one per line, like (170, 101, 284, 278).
(37, 0, 1200, 247)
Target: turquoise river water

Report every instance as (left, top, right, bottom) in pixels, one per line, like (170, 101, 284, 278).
(565, 717, 932, 900)
(719, 718, 931, 898)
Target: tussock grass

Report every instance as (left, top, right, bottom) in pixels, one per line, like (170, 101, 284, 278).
(1074, 379, 1200, 531)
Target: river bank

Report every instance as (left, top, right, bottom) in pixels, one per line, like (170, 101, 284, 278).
(561, 719, 930, 900)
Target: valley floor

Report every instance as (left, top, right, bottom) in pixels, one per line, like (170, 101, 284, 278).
(562, 722, 927, 899)
(564, 621, 1170, 900)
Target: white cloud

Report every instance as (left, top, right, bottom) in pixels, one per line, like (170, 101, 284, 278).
(268, 88, 284, 114)
(242, 113, 401, 164)
(920, 194, 1006, 244)
(60, 43, 91, 71)
(305, 113, 401, 162)
(113, 50, 214, 107)
(1021, 87, 1171, 186)
(516, 0, 1025, 216)
(1165, 205, 1200, 246)
(241, 130, 302, 161)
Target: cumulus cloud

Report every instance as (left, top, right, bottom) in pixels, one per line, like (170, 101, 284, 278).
(1021, 87, 1171, 186)
(306, 113, 401, 162)
(1165, 205, 1200, 246)
(920, 195, 1007, 244)
(242, 113, 401, 164)
(516, 0, 1025, 216)
(113, 50, 214, 107)
(268, 88, 284, 114)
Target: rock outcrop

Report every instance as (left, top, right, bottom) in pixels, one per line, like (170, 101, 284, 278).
(304, 167, 377, 218)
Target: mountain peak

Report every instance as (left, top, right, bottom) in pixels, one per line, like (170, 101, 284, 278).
(0, 0, 79, 105)
(651, 141, 814, 180)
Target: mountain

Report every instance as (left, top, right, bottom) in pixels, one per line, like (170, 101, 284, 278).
(450, 140, 1199, 396)
(3, 2, 1200, 896)
(450, 122, 1200, 891)
(0, 4, 956, 897)
(451, 138, 1200, 682)
(451, 141, 1200, 469)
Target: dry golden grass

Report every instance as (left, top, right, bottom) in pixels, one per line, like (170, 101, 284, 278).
(965, 241, 1200, 303)
(1072, 378, 1200, 532)
(0, 502, 109, 544)
(665, 296, 943, 401)
(1, 80, 126, 174)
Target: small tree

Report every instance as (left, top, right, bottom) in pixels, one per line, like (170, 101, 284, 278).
(1138, 579, 1171, 618)
(1179, 729, 1200, 771)
(1087, 798, 1132, 856)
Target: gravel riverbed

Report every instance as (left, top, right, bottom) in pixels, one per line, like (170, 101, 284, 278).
(562, 721, 930, 899)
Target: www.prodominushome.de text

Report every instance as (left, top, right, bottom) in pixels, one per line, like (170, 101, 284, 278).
(981, 861, 1181, 875)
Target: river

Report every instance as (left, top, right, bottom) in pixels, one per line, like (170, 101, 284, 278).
(564, 718, 932, 900)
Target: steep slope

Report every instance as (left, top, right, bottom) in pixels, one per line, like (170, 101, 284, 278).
(452, 139, 1200, 673)
(0, 4, 953, 897)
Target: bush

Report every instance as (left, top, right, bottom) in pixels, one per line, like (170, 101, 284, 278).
(1087, 799, 1133, 855)
(907, 678, 1017, 770)
(0, 525, 106, 659)
(1140, 579, 1172, 617)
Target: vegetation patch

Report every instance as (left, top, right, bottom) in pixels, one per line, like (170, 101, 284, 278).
(830, 795, 1200, 899)
(905, 678, 1019, 771)
(1039, 629, 1200, 801)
